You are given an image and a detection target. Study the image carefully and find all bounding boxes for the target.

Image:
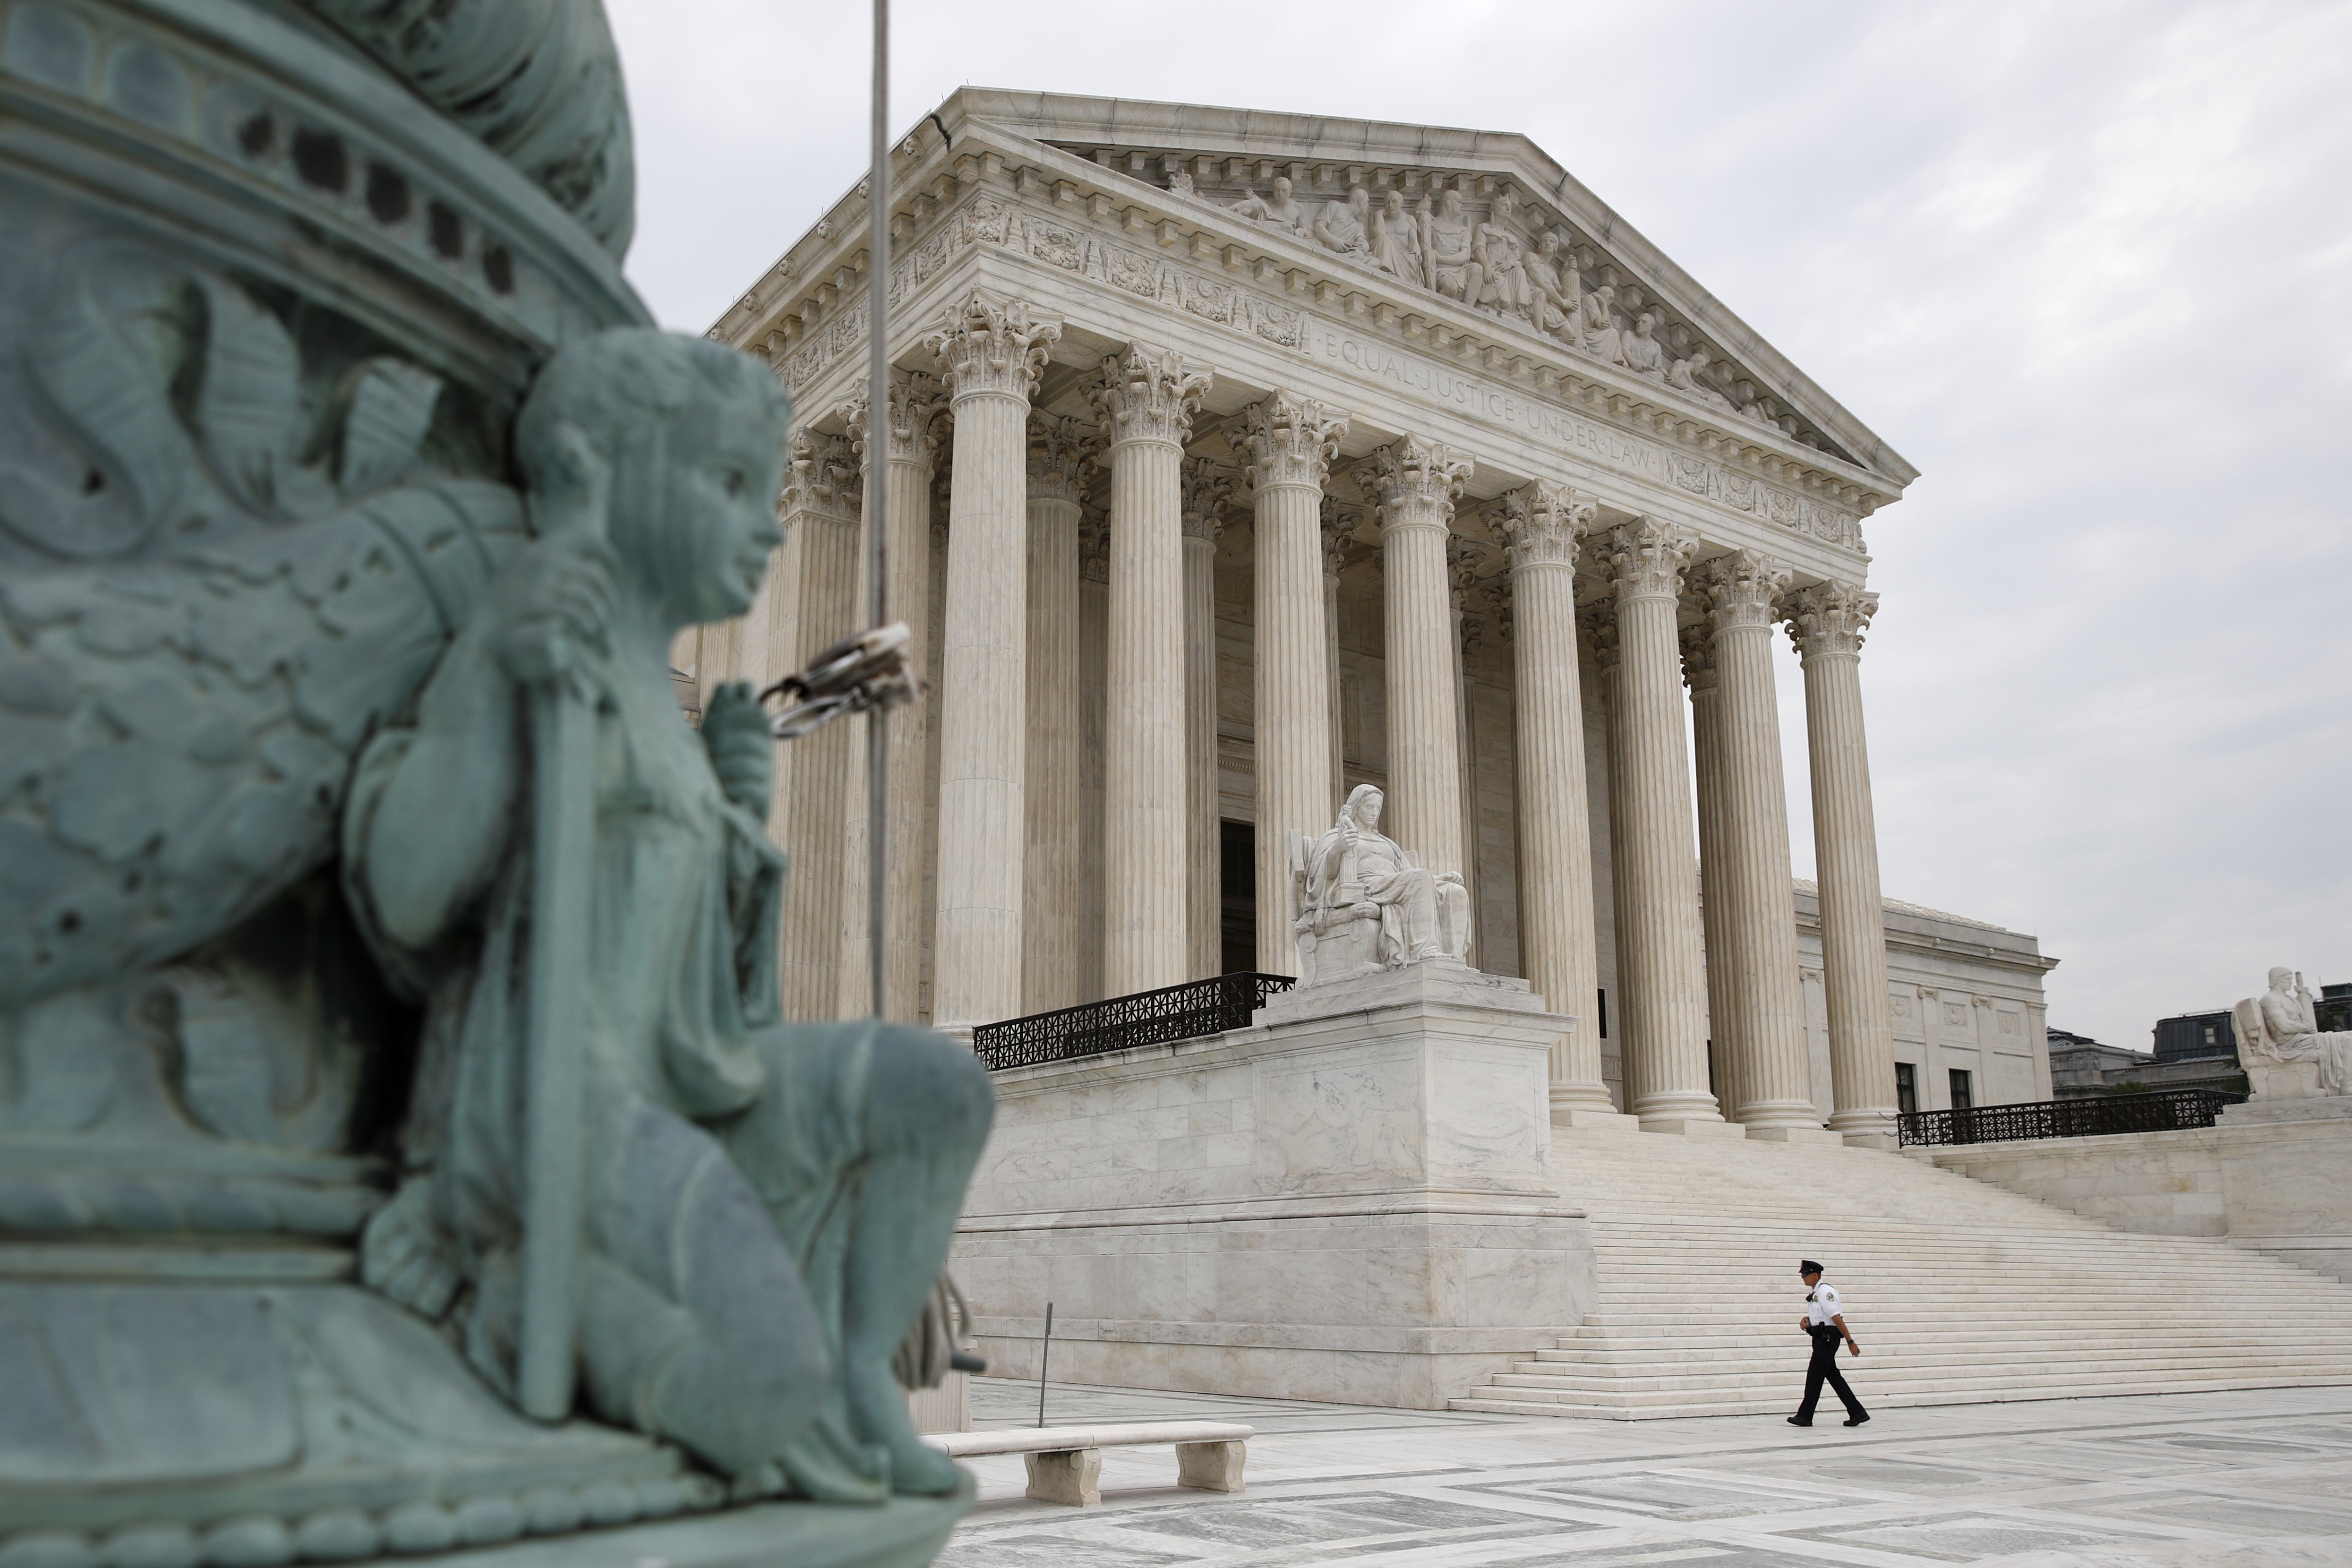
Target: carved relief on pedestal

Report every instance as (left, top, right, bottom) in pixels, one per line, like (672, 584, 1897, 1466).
(1784, 578, 1879, 659)
(924, 290, 1061, 400)
(1238, 391, 1349, 491)
(1087, 344, 1213, 447)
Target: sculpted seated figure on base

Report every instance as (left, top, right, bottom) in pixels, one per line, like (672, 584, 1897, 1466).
(1289, 785, 1471, 986)
(2235, 968, 2352, 1099)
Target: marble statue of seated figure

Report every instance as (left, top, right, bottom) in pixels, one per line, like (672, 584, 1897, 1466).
(1292, 784, 1470, 982)
(1233, 175, 1309, 236)
(2236, 967, 2352, 1097)
(343, 328, 992, 1504)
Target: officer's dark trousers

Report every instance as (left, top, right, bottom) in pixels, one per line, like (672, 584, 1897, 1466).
(1796, 1325, 1866, 1421)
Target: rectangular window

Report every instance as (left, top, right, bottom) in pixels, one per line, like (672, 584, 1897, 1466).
(1949, 1068, 1974, 1111)
(1895, 1062, 1918, 1116)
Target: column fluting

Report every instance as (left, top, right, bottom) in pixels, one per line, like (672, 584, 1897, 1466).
(1788, 580, 1899, 1140)
(774, 431, 863, 1022)
(925, 292, 1059, 1035)
(1497, 481, 1614, 1115)
(1355, 437, 1474, 891)
(1090, 345, 1211, 996)
(1241, 393, 1348, 978)
(1180, 457, 1230, 980)
(1700, 552, 1819, 1133)
(1681, 623, 1737, 1122)
(1022, 414, 1093, 1012)
(836, 371, 946, 1019)
(1319, 500, 1351, 810)
(1593, 519, 1721, 1128)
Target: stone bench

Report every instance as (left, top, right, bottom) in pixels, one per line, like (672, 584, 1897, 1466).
(923, 1421, 1253, 1506)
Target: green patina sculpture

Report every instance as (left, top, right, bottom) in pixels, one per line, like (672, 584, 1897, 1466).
(0, 1, 985, 1562)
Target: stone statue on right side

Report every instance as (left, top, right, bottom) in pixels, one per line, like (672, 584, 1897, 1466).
(2236, 968, 2352, 1098)
(1290, 784, 1470, 985)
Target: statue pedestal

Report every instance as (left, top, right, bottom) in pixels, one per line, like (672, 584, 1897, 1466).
(952, 966, 1595, 1409)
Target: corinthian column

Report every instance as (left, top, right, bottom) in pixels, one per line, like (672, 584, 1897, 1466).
(1181, 457, 1232, 980)
(837, 371, 946, 1019)
(1090, 346, 1212, 996)
(1355, 437, 1474, 893)
(1238, 394, 1348, 978)
(1496, 482, 1623, 1123)
(775, 432, 862, 1023)
(1319, 500, 1352, 808)
(1595, 519, 1726, 1131)
(925, 292, 1060, 1036)
(1787, 580, 1899, 1143)
(1023, 415, 1094, 1012)
(1699, 552, 1825, 1138)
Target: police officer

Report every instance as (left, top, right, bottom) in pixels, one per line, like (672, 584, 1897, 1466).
(1788, 1260, 1869, 1428)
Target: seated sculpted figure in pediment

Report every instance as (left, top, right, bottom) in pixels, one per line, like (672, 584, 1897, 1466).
(2236, 968, 2352, 1098)
(1291, 785, 1471, 984)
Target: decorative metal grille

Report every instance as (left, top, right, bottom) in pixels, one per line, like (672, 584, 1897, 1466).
(972, 973, 1296, 1071)
(1898, 1088, 2248, 1148)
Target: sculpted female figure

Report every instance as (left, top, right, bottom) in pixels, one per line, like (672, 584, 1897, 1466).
(1296, 784, 1470, 970)
(344, 329, 991, 1502)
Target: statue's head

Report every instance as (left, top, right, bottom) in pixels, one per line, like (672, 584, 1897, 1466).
(1634, 311, 1657, 335)
(1272, 176, 1292, 199)
(1439, 189, 1464, 218)
(1350, 186, 1370, 213)
(1540, 229, 1565, 255)
(1494, 188, 1516, 219)
(1383, 190, 1404, 215)
(517, 329, 790, 627)
(2269, 966, 2295, 992)
(1343, 783, 1384, 830)
(1683, 349, 1711, 374)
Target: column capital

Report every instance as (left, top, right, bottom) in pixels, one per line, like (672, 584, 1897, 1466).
(1180, 455, 1233, 540)
(1238, 391, 1349, 491)
(1784, 578, 1879, 660)
(1089, 344, 1211, 447)
(1593, 517, 1699, 602)
(1697, 549, 1793, 632)
(1576, 603, 1623, 672)
(1678, 620, 1719, 694)
(1079, 512, 1110, 583)
(1319, 498, 1366, 577)
(781, 430, 861, 522)
(1446, 534, 1491, 612)
(1027, 413, 1097, 503)
(926, 290, 1061, 402)
(1493, 480, 1599, 572)
(1355, 435, 1473, 535)
(837, 371, 948, 468)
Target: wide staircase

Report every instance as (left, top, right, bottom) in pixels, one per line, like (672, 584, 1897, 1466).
(1452, 1130, 2352, 1419)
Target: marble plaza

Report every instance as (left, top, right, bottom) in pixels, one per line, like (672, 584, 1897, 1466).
(936, 1379, 2352, 1567)
(693, 91, 2352, 1416)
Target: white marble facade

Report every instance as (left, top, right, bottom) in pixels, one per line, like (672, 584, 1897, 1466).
(684, 90, 2057, 1139)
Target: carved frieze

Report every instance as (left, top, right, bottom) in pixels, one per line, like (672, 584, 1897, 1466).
(1784, 578, 1879, 659)
(1089, 346, 1211, 448)
(1492, 480, 1597, 573)
(1238, 391, 1348, 492)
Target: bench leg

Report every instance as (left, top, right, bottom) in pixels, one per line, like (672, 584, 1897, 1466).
(1023, 1447, 1102, 1506)
(1176, 1439, 1247, 1494)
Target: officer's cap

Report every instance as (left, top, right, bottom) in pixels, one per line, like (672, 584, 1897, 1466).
(1798, 1260, 1823, 1276)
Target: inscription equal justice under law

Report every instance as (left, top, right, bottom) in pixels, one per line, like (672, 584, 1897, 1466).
(1312, 324, 1864, 552)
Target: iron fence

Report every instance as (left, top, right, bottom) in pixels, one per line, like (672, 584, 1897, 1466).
(971, 973, 1295, 1071)
(1899, 1088, 2248, 1148)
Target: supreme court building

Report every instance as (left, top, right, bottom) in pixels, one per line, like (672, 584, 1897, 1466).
(688, 90, 2057, 1145)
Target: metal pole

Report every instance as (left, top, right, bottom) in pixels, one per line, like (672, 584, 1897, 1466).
(864, 0, 890, 1017)
(1037, 1301, 1053, 1427)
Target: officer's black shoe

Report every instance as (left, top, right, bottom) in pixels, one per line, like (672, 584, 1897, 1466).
(1786, 1417, 1812, 1427)
(1843, 1414, 1870, 1428)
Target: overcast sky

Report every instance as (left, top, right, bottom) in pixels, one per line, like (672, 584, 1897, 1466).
(605, 0, 2349, 1054)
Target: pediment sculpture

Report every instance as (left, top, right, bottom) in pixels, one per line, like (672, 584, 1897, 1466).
(1288, 785, 1471, 985)
(2234, 968, 2352, 1099)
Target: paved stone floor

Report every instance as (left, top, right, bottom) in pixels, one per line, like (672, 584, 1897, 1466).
(937, 1379, 2352, 1566)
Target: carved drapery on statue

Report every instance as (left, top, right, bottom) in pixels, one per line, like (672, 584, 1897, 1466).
(1288, 784, 1471, 985)
(0, 1, 985, 1560)
(2236, 968, 2352, 1099)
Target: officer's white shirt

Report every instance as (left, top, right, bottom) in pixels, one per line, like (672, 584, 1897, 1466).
(1805, 1282, 1844, 1326)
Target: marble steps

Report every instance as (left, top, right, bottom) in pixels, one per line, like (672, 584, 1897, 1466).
(1445, 1133, 2352, 1419)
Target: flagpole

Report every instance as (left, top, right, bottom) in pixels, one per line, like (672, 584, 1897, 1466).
(864, 0, 891, 1017)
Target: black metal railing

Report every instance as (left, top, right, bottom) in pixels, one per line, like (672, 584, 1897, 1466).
(1899, 1088, 2248, 1148)
(972, 973, 1295, 1071)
